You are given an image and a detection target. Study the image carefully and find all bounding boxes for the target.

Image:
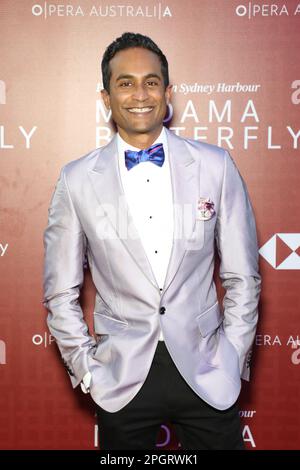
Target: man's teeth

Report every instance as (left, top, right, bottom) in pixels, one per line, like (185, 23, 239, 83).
(127, 107, 153, 113)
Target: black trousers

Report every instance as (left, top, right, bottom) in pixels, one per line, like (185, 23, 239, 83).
(95, 340, 245, 450)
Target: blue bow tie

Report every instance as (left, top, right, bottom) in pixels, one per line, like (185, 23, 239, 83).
(124, 143, 165, 171)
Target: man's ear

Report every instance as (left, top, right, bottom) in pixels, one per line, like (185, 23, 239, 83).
(165, 84, 173, 105)
(101, 88, 110, 109)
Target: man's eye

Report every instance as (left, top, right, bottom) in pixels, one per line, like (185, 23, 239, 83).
(119, 81, 158, 87)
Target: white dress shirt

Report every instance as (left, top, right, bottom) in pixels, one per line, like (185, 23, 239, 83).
(81, 126, 174, 393)
(117, 125, 174, 307)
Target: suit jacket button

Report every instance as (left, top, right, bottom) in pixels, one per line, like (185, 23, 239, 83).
(160, 306, 166, 315)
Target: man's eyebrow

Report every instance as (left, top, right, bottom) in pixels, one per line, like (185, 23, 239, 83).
(115, 73, 162, 81)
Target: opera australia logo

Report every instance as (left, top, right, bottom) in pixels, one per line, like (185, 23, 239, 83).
(31, 3, 172, 19)
(259, 233, 300, 269)
(235, 3, 300, 19)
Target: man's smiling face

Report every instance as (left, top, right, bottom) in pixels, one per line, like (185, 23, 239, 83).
(101, 47, 172, 146)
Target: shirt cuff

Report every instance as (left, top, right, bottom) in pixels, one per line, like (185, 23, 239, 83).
(80, 371, 92, 394)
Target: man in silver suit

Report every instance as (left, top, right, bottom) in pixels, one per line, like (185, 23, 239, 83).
(43, 32, 261, 450)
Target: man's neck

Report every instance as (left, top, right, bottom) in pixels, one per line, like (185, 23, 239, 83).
(117, 126, 163, 149)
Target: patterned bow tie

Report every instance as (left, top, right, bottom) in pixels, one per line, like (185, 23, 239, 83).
(124, 143, 165, 171)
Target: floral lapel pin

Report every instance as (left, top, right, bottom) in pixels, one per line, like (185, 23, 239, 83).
(197, 197, 215, 221)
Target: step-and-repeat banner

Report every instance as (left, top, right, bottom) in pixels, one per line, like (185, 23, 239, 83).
(0, 0, 299, 450)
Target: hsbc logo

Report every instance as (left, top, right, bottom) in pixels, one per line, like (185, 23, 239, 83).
(259, 233, 300, 269)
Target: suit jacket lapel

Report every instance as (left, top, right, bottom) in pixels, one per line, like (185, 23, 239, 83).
(162, 128, 198, 292)
(87, 134, 159, 289)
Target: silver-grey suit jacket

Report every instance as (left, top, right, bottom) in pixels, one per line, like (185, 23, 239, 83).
(43, 127, 261, 412)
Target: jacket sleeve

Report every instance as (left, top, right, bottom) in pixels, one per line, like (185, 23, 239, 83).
(215, 150, 262, 381)
(42, 166, 96, 388)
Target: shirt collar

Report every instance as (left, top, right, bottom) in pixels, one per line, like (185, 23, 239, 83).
(117, 126, 168, 159)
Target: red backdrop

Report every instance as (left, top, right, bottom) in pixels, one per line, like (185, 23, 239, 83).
(0, 0, 300, 450)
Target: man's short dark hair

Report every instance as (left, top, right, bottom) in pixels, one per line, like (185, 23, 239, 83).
(101, 32, 169, 93)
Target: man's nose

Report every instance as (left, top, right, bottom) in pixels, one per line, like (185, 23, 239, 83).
(131, 83, 149, 101)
